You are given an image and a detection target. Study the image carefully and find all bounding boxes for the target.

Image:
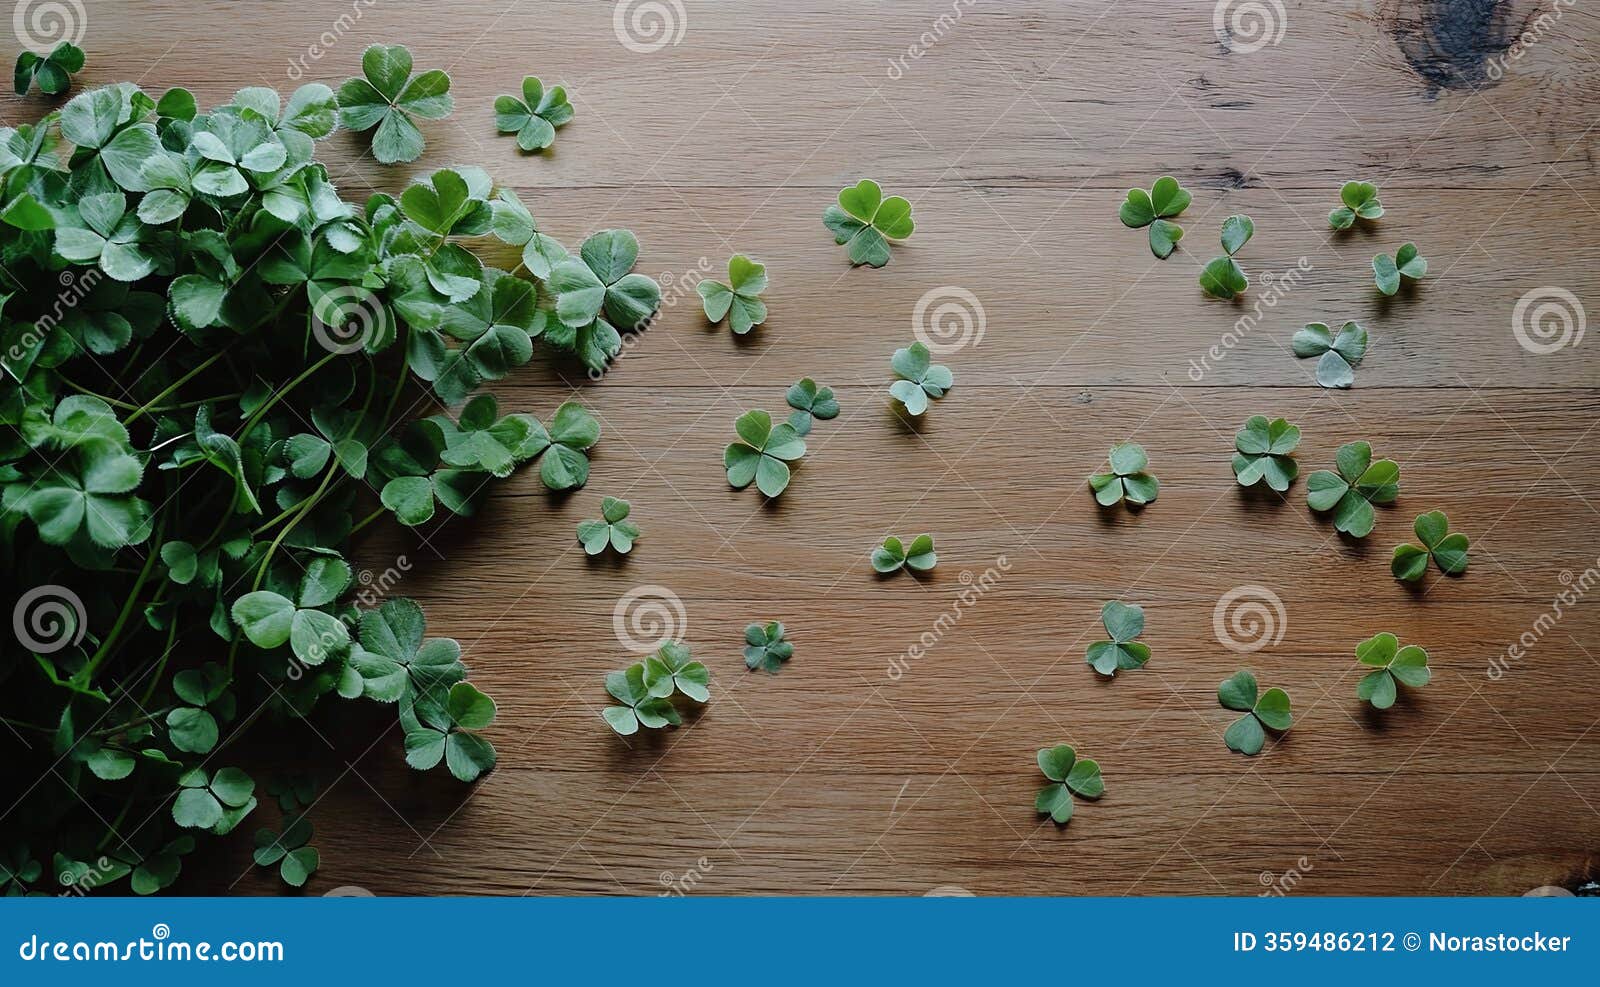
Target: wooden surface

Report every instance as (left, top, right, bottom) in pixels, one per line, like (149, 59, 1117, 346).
(21, 0, 1600, 895)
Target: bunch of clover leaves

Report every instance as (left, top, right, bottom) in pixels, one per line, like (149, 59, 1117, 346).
(0, 51, 659, 894)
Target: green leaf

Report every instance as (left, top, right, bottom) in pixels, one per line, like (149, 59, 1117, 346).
(823, 179, 914, 267)
(1218, 670, 1259, 712)
(1220, 214, 1254, 255)
(231, 591, 295, 648)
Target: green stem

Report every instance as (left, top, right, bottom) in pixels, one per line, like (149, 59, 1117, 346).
(85, 527, 164, 678)
(237, 350, 337, 443)
(61, 380, 139, 410)
(349, 505, 386, 537)
(126, 351, 225, 426)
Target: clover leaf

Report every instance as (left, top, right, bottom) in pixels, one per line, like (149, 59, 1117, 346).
(602, 662, 682, 735)
(1085, 601, 1149, 676)
(645, 641, 711, 701)
(889, 341, 953, 416)
(785, 377, 839, 436)
(578, 496, 640, 555)
(1292, 321, 1368, 389)
(494, 76, 572, 151)
(1090, 442, 1158, 507)
(253, 814, 319, 888)
(430, 396, 598, 490)
(548, 229, 661, 330)
(1218, 670, 1291, 756)
(1374, 242, 1426, 295)
(744, 622, 793, 672)
(1391, 510, 1470, 581)
(1329, 181, 1384, 230)
(53, 190, 158, 281)
(724, 409, 805, 498)
(1231, 415, 1300, 491)
(1355, 633, 1431, 709)
(166, 662, 235, 755)
(231, 572, 352, 669)
(0, 846, 43, 895)
(488, 187, 570, 278)
(871, 534, 936, 574)
(172, 767, 256, 832)
(1198, 214, 1253, 299)
(8, 396, 152, 554)
(698, 254, 768, 335)
(402, 681, 497, 782)
(349, 598, 465, 714)
(822, 179, 914, 267)
(1306, 441, 1399, 538)
(337, 44, 453, 164)
(1034, 745, 1104, 825)
(1119, 175, 1191, 258)
(15, 42, 84, 96)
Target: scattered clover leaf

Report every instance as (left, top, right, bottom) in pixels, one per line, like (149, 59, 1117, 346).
(172, 767, 256, 833)
(1119, 175, 1191, 258)
(337, 44, 453, 164)
(724, 409, 806, 498)
(1306, 441, 1399, 538)
(1199, 214, 1253, 299)
(1355, 633, 1431, 709)
(253, 814, 319, 888)
(603, 661, 682, 735)
(889, 341, 952, 416)
(494, 76, 572, 151)
(785, 377, 839, 436)
(1232, 415, 1301, 491)
(577, 496, 640, 556)
(1329, 181, 1384, 230)
(744, 622, 794, 672)
(402, 681, 497, 782)
(822, 179, 914, 267)
(266, 774, 317, 813)
(1090, 442, 1158, 507)
(1391, 510, 1470, 581)
(1034, 745, 1104, 825)
(1, 846, 43, 895)
(698, 254, 768, 335)
(1085, 601, 1149, 677)
(872, 534, 936, 574)
(1292, 321, 1368, 389)
(1218, 670, 1291, 756)
(1373, 242, 1426, 295)
(644, 641, 711, 701)
(14, 42, 84, 96)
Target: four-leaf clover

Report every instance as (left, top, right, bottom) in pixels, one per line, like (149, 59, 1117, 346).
(822, 179, 914, 267)
(744, 622, 794, 672)
(889, 341, 953, 416)
(1355, 633, 1431, 709)
(1373, 242, 1426, 295)
(578, 496, 640, 556)
(1218, 670, 1291, 756)
(336, 44, 453, 164)
(1034, 745, 1104, 825)
(1293, 321, 1368, 389)
(1329, 181, 1384, 230)
(724, 409, 806, 498)
(1090, 442, 1158, 507)
(785, 377, 839, 436)
(1306, 441, 1399, 538)
(1391, 510, 1469, 581)
(1232, 416, 1301, 491)
(1119, 176, 1191, 258)
(494, 76, 572, 151)
(698, 254, 768, 335)
(871, 534, 936, 574)
(1085, 601, 1150, 676)
(1199, 214, 1253, 299)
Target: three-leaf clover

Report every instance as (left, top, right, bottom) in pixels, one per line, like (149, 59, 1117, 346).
(54, 190, 157, 281)
(172, 767, 256, 832)
(337, 44, 453, 164)
(1090, 442, 1158, 507)
(1306, 441, 1399, 538)
(743, 622, 793, 672)
(724, 410, 806, 498)
(1391, 510, 1469, 581)
(872, 534, 936, 574)
(822, 179, 914, 267)
(645, 641, 711, 700)
(1085, 601, 1149, 676)
(1373, 242, 1426, 295)
(231, 567, 353, 670)
(1231, 416, 1300, 491)
(1034, 745, 1104, 825)
(14, 42, 84, 96)
(1292, 321, 1368, 389)
(889, 341, 953, 416)
(603, 662, 681, 735)
(1218, 670, 1291, 756)
(578, 496, 640, 555)
(1355, 633, 1431, 709)
(1199, 215, 1254, 299)
(494, 76, 572, 151)
(698, 254, 768, 334)
(402, 681, 497, 782)
(785, 377, 839, 436)
(1329, 181, 1384, 230)
(166, 662, 235, 755)
(1119, 176, 1191, 258)
(253, 815, 319, 888)
(547, 229, 662, 353)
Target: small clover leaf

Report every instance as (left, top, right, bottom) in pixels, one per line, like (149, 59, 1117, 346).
(253, 814, 319, 888)
(14, 41, 85, 96)
(889, 341, 953, 416)
(402, 681, 497, 782)
(172, 767, 256, 832)
(603, 662, 682, 735)
(822, 179, 914, 267)
(785, 377, 839, 436)
(871, 534, 936, 574)
(743, 622, 794, 672)
(1374, 242, 1426, 295)
(1218, 670, 1291, 756)
(1085, 601, 1150, 676)
(547, 229, 661, 358)
(1329, 181, 1384, 230)
(494, 76, 572, 151)
(1231, 415, 1301, 491)
(1292, 321, 1368, 389)
(1090, 442, 1158, 507)
(1199, 214, 1253, 299)
(1355, 633, 1432, 709)
(1391, 510, 1470, 581)
(644, 641, 711, 701)
(577, 496, 640, 555)
(1034, 745, 1104, 825)
(1118, 176, 1191, 258)
(488, 187, 570, 278)
(337, 44, 453, 164)
(698, 254, 768, 334)
(724, 409, 806, 498)
(1306, 441, 1399, 538)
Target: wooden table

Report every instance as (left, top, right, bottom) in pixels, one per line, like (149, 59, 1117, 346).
(25, 0, 1599, 895)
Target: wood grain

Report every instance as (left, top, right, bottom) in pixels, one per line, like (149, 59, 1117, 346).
(15, 0, 1598, 896)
